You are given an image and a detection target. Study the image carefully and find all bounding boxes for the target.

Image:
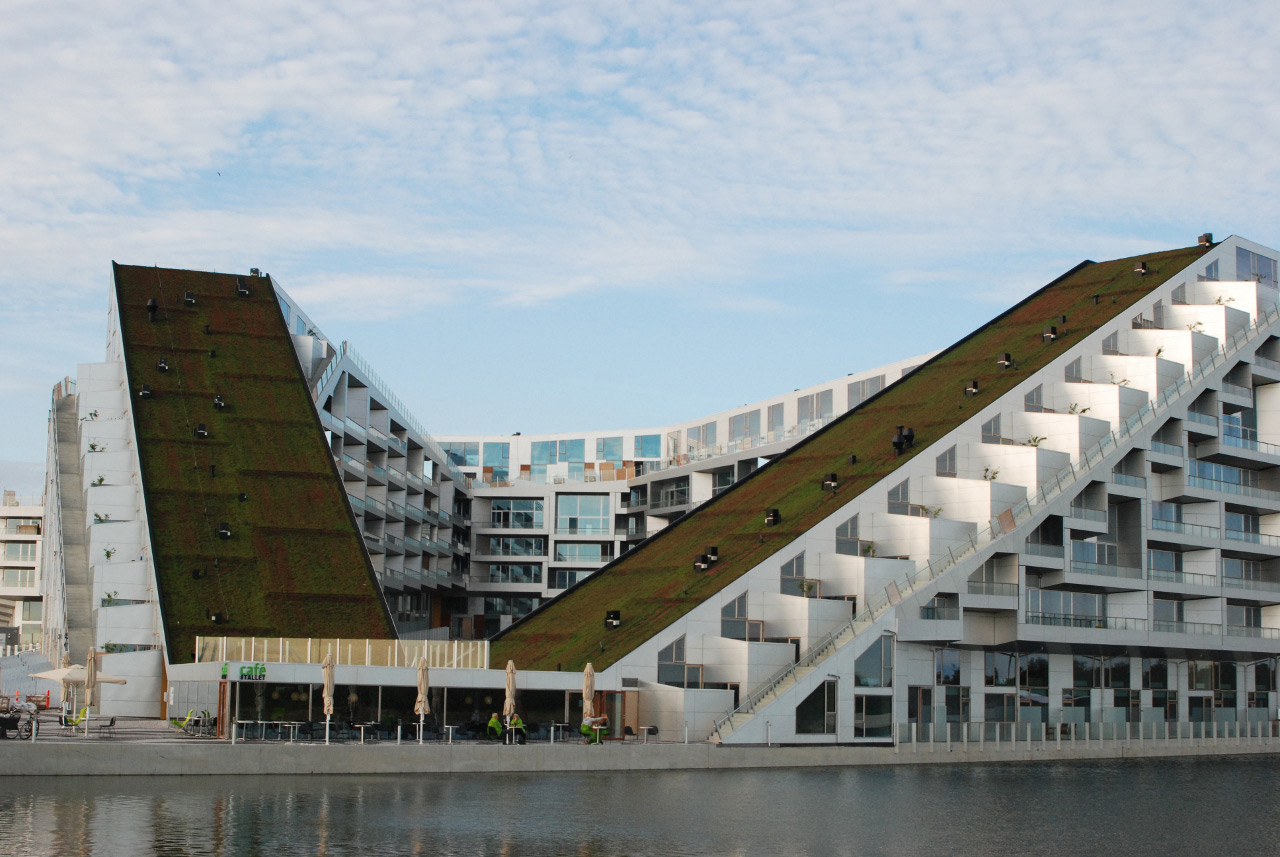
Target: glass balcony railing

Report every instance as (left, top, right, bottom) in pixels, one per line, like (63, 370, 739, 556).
(1068, 561, 1144, 580)
(1152, 620, 1219, 635)
(967, 581, 1018, 597)
(1254, 355, 1280, 372)
(1223, 576, 1280, 593)
(1023, 542, 1064, 558)
(1148, 568, 1217, 587)
(1068, 506, 1108, 522)
(1221, 381, 1253, 399)
(1150, 441, 1184, 457)
(1027, 613, 1146, 631)
(1111, 472, 1147, 488)
(919, 606, 960, 620)
(1185, 411, 1218, 428)
(1150, 519, 1220, 538)
(341, 454, 365, 473)
(1224, 528, 1280, 547)
(1226, 625, 1280, 639)
(1188, 476, 1280, 502)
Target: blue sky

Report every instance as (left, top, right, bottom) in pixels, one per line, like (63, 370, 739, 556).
(1, 0, 1277, 495)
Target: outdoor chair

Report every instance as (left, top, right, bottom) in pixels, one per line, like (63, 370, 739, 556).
(169, 709, 196, 733)
(98, 716, 117, 737)
(62, 707, 89, 735)
(623, 725, 636, 742)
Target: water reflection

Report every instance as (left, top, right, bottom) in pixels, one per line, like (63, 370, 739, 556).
(4, 758, 1279, 856)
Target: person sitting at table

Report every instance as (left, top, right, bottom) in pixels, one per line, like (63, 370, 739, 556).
(580, 714, 608, 744)
(509, 713, 527, 745)
(486, 712, 504, 741)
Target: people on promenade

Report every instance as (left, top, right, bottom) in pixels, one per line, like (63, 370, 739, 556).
(486, 712, 503, 741)
(509, 713, 527, 745)
(580, 714, 608, 744)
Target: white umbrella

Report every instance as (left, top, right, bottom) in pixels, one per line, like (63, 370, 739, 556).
(84, 649, 97, 737)
(322, 653, 335, 745)
(414, 657, 430, 745)
(29, 665, 127, 687)
(582, 662, 595, 719)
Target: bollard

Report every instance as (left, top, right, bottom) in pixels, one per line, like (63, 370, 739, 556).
(913, 721, 918, 754)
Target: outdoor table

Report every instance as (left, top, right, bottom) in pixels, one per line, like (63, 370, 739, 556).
(278, 722, 302, 743)
(442, 725, 456, 744)
(639, 725, 657, 743)
(551, 722, 569, 743)
(591, 725, 606, 744)
(235, 720, 264, 740)
(355, 723, 378, 744)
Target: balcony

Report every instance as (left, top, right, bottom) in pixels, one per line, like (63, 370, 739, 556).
(366, 462, 388, 487)
(1067, 560, 1144, 581)
(1226, 625, 1280, 639)
(1185, 411, 1219, 430)
(1148, 568, 1218, 588)
(1111, 472, 1147, 489)
(1223, 576, 1280, 595)
(1026, 613, 1146, 631)
(1187, 475, 1280, 504)
(342, 417, 367, 442)
(967, 581, 1018, 597)
(1220, 381, 1253, 402)
(386, 500, 406, 521)
(1150, 440, 1184, 458)
(920, 605, 960, 620)
(1152, 620, 1220, 635)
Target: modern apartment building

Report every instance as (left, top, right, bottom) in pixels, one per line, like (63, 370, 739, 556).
(0, 490, 43, 652)
(492, 234, 1280, 743)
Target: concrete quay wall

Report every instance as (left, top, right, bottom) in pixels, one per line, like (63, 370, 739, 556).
(6, 737, 1280, 777)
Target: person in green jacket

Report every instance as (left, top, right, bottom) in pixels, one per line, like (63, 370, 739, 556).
(580, 714, 608, 744)
(509, 713, 527, 745)
(486, 712, 503, 741)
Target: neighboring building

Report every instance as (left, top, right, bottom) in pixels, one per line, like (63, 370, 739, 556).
(493, 235, 1280, 744)
(0, 490, 43, 653)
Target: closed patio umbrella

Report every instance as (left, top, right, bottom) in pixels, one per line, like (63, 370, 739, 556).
(582, 662, 595, 719)
(414, 656, 430, 745)
(322, 653, 335, 745)
(503, 660, 517, 743)
(84, 648, 97, 737)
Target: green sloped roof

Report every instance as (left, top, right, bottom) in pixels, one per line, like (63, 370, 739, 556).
(491, 245, 1211, 671)
(113, 264, 395, 663)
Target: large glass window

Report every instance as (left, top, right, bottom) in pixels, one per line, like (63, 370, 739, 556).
(595, 437, 623, 463)
(1238, 247, 1279, 286)
(549, 569, 590, 590)
(981, 415, 1002, 444)
(554, 542, 612, 563)
(482, 443, 509, 467)
(1073, 656, 1100, 688)
(687, 422, 717, 452)
(634, 435, 661, 458)
(490, 498, 543, 529)
(556, 495, 610, 535)
(1142, 659, 1168, 690)
(985, 652, 1017, 687)
(485, 536, 545, 556)
(935, 648, 961, 686)
(488, 564, 542, 584)
(796, 680, 837, 734)
(887, 480, 910, 515)
(483, 596, 539, 619)
(767, 403, 784, 438)
(936, 445, 956, 478)
(658, 636, 700, 688)
(728, 410, 761, 444)
(3, 543, 36, 561)
(848, 375, 885, 409)
(1064, 357, 1084, 383)
(855, 636, 893, 687)
(442, 441, 479, 467)
(797, 390, 833, 425)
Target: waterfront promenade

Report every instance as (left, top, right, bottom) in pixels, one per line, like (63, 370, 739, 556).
(5, 720, 1280, 776)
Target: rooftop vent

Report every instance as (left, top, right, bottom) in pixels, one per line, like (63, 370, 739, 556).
(236, 277, 250, 297)
(765, 508, 782, 527)
(821, 473, 839, 491)
(891, 426, 916, 457)
(1043, 325, 1058, 343)
(184, 291, 196, 306)
(964, 379, 979, 396)
(157, 357, 168, 373)
(195, 423, 208, 439)
(138, 384, 153, 399)
(706, 546, 719, 563)
(213, 394, 226, 411)
(146, 298, 158, 322)
(604, 610, 621, 629)
(238, 492, 248, 502)
(694, 554, 711, 572)
(848, 454, 858, 465)
(250, 268, 261, 277)
(217, 522, 231, 539)
(997, 353, 1016, 370)
(1135, 261, 1149, 276)
(1199, 233, 1214, 246)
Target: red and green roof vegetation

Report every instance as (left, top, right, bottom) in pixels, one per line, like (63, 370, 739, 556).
(113, 264, 394, 663)
(491, 245, 1210, 671)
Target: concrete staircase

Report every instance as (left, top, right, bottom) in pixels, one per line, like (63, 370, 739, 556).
(55, 395, 92, 658)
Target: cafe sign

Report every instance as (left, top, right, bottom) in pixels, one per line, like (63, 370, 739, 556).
(230, 662, 268, 682)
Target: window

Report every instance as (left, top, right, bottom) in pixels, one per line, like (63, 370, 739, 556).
(935, 648, 960, 686)
(766, 403, 785, 439)
(935, 445, 956, 478)
(687, 422, 717, 452)
(721, 593, 761, 640)
(442, 441, 479, 467)
(1062, 689, 1091, 721)
(484, 536, 545, 556)
(3, 543, 36, 561)
(1203, 260, 1219, 281)
(1102, 332, 1121, 355)
(488, 564, 542, 584)
(556, 495, 609, 534)
(848, 375, 885, 409)
(1227, 603, 1261, 629)
(1018, 653, 1049, 689)
(855, 636, 893, 687)
(550, 569, 590, 590)
(887, 480, 910, 515)
(21, 600, 42, 621)
(482, 442, 509, 467)
(1073, 655, 1100, 688)
(554, 542, 611, 563)
(531, 441, 556, 465)
(981, 415, 1002, 444)
(780, 552, 809, 595)
(796, 680, 837, 734)
(1024, 385, 1047, 413)
(595, 436, 623, 463)
(1153, 598, 1183, 624)
(1142, 659, 1168, 690)
(1064, 357, 1085, 383)
(634, 435, 661, 458)
(1257, 662, 1275, 693)
(483, 596, 539, 619)
(490, 499, 543, 529)
(854, 695, 893, 737)
(728, 410, 761, 444)
(944, 686, 970, 723)
(985, 652, 1016, 687)
(797, 390, 833, 425)
(1238, 247, 1278, 286)
(835, 515, 870, 556)
(657, 636, 701, 688)
(1223, 557, 1262, 581)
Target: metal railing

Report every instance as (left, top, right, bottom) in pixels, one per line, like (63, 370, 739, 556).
(967, 581, 1018, 597)
(194, 636, 489, 669)
(1026, 613, 1146, 631)
(1068, 561, 1144, 580)
(1022, 542, 1064, 558)
(1151, 519, 1220, 538)
(1148, 568, 1218, 587)
(1152, 620, 1220, 635)
(1185, 411, 1218, 428)
(1224, 529, 1280, 547)
(714, 300, 1280, 740)
(1111, 472, 1147, 488)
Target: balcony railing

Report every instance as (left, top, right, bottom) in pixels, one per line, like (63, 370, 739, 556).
(1254, 355, 1280, 372)
(919, 606, 960, 620)
(1188, 476, 1280, 503)
(341, 454, 365, 473)
(1223, 576, 1280, 594)
(1111, 473, 1147, 488)
(1225, 528, 1280, 547)
(967, 581, 1018, 597)
(1221, 381, 1253, 399)
(1226, 625, 1280, 639)
(1152, 620, 1220, 635)
(1148, 568, 1218, 587)
(1068, 506, 1108, 522)
(1185, 411, 1218, 428)
(1222, 426, 1280, 457)
(1150, 441, 1184, 457)
(1023, 542, 1064, 558)
(1151, 519, 1220, 538)
(1027, 613, 1146, 631)
(1068, 560, 1144, 580)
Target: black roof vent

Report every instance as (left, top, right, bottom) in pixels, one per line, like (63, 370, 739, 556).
(184, 291, 196, 306)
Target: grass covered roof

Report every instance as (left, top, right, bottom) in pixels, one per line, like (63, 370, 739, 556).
(491, 245, 1210, 671)
(113, 264, 394, 662)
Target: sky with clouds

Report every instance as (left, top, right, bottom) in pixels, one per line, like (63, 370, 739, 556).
(2, 0, 1277, 494)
